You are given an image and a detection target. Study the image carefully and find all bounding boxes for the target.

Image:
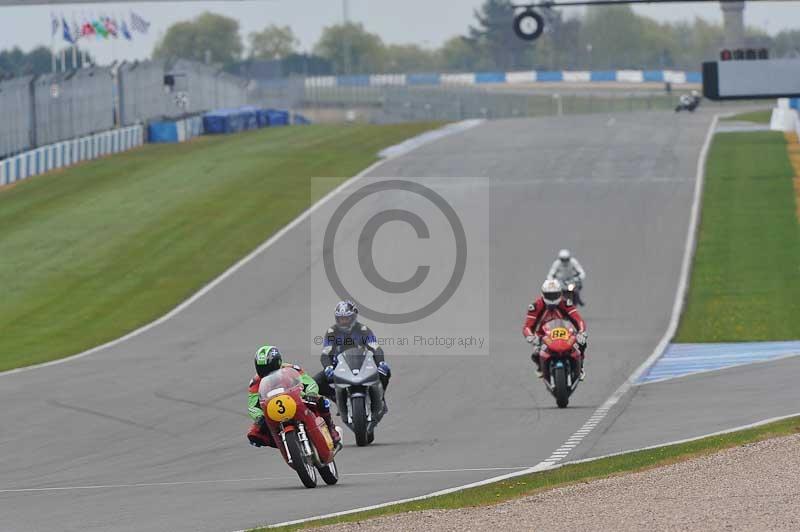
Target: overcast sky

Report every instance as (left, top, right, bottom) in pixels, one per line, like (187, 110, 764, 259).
(1, 1, 798, 65)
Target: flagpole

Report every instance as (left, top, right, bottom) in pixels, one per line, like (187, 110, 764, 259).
(51, 14, 56, 73)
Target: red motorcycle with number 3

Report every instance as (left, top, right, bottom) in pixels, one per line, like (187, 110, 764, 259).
(258, 366, 341, 488)
(539, 319, 584, 408)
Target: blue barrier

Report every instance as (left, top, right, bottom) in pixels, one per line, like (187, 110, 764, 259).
(590, 70, 616, 82)
(475, 72, 506, 84)
(148, 121, 179, 143)
(407, 73, 441, 86)
(266, 109, 290, 126)
(293, 113, 311, 125)
(643, 70, 664, 82)
(536, 71, 563, 82)
(685, 72, 702, 83)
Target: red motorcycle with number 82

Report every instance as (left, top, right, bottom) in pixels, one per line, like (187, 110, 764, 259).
(258, 366, 341, 488)
(539, 319, 584, 408)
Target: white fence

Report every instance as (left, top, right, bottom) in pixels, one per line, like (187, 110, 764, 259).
(0, 125, 144, 186)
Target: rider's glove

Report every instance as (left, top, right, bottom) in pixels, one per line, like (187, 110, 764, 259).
(256, 415, 268, 432)
(377, 361, 391, 377)
(576, 331, 588, 346)
(526, 335, 537, 344)
(324, 365, 335, 380)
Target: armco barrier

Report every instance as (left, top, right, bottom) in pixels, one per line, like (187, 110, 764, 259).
(305, 69, 701, 88)
(0, 125, 143, 187)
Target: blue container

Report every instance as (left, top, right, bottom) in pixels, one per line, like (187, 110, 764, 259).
(148, 121, 179, 143)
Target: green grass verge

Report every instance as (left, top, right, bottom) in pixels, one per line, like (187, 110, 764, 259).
(721, 109, 772, 124)
(675, 131, 800, 342)
(0, 123, 439, 371)
(253, 415, 800, 531)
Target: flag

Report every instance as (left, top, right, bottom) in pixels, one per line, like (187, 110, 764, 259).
(92, 18, 108, 39)
(121, 20, 133, 41)
(71, 19, 81, 42)
(81, 19, 96, 38)
(62, 16, 74, 44)
(130, 12, 150, 34)
(51, 13, 59, 36)
(104, 16, 118, 38)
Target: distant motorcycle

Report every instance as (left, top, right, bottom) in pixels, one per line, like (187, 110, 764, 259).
(333, 347, 386, 446)
(259, 366, 341, 488)
(675, 92, 701, 113)
(539, 319, 584, 408)
(560, 277, 584, 307)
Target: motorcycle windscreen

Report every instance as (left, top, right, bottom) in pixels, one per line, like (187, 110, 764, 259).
(258, 366, 302, 402)
(334, 348, 379, 386)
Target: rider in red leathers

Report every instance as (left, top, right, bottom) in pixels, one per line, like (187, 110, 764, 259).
(523, 279, 588, 379)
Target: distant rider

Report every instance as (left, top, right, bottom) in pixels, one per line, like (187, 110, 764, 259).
(247, 344, 340, 448)
(547, 249, 586, 305)
(314, 300, 391, 412)
(523, 279, 588, 380)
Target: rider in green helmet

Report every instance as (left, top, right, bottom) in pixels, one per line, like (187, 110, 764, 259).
(247, 345, 341, 447)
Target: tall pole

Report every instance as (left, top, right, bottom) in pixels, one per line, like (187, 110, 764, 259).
(342, 0, 351, 75)
(721, 1, 746, 48)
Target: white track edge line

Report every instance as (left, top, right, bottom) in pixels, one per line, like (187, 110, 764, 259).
(249, 113, 720, 532)
(0, 120, 485, 378)
(256, 410, 799, 532)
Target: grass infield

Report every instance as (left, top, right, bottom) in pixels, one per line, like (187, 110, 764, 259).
(0, 123, 439, 371)
(253, 415, 800, 531)
(675, 131, 800, 342)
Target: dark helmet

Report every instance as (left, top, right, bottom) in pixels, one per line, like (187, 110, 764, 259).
(254, 345, 282, 378)
(334, 299, 358, 332)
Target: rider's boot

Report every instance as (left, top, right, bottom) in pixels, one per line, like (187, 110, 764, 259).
(531, 352, 543, 378)
(580, 357, 586, 381)
(320, 410, 342, 446)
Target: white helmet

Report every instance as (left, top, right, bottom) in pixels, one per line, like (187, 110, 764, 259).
(541, 279, 562, 308)
(558, 249, 571, 261)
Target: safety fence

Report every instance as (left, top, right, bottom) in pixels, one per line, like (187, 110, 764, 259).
(303, 69, 702, 89)
(0, 59, 251, 160)
(0, 125, 143, 186)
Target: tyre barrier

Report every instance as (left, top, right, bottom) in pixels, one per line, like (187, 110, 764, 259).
(0, 125, 144, 187)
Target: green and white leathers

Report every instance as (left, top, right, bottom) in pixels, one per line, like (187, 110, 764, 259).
(248, 345, 320, 422)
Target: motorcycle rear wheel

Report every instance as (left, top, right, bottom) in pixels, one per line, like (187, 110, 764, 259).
(554, 365, 570, 408)
(352, 396, 370, 447)
(285, 430, 317, 488)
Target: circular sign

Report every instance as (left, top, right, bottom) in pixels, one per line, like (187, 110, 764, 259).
(513, 10, 545, 41)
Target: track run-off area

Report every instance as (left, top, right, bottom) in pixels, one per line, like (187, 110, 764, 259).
(4, 110, 793, 532)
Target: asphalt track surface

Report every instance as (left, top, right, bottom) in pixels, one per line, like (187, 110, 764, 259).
(2, 111, 713, 532)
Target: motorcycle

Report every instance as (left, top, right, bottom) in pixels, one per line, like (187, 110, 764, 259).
(333, 347, 386, 446)
(539, 319, 583, 408)
(259, 366, 341, 488)
(560, 277, 584, 306)
(675, 93, 701, 113)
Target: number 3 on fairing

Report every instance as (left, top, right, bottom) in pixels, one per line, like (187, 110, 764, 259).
(266, 394, 297, 422)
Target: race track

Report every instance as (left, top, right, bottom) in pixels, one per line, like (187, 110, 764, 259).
(1, 111, 713, 532)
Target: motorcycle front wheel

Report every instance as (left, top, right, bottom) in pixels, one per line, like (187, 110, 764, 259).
(318, 460, 339, 485)
(554, 365, 570, 408)
(285, 430, 317, 488)
(351, 396, 370, 447)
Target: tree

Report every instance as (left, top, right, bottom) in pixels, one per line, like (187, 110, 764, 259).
(313, 22, 385, 74)
(0, 46, 54, 77)
(153, 12, 243, 68)
(439, 37, 480, 71)
(466, 0, 531, 70)
(383, 44, 438, 72)
(248, 25, 298, 60)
